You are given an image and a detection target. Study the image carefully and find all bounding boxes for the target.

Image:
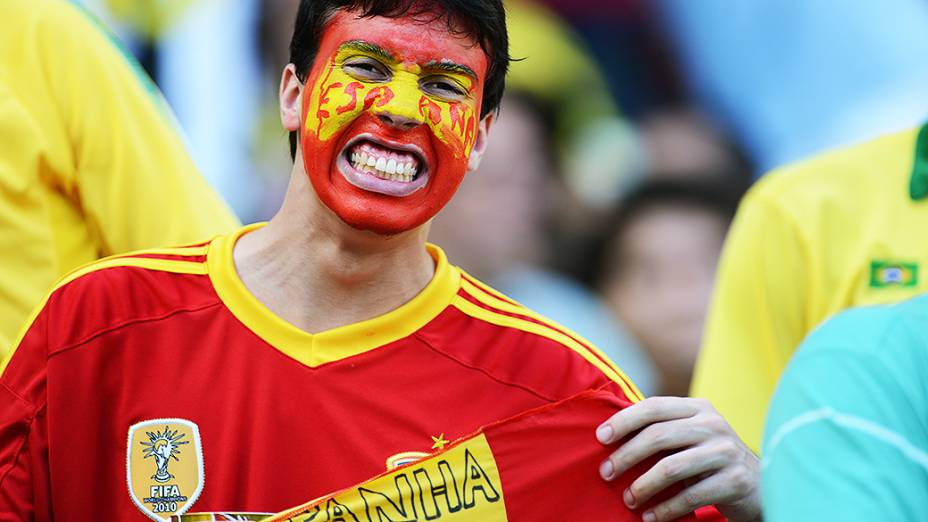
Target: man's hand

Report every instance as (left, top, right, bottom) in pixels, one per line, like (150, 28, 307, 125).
(596, 397, 762, 522)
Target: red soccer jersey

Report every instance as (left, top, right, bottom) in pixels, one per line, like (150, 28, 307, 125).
(0, 225, 643, 521)
(268, 390, 723, 522)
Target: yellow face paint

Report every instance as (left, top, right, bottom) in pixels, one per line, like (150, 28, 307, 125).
(306, 46, 479, 160)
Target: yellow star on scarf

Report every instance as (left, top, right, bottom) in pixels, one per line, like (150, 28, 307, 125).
(431, 433, 449, 450)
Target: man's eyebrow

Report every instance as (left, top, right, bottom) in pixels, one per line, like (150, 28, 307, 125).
(338, 40, 397, 63)
(423, 60, 478, 82)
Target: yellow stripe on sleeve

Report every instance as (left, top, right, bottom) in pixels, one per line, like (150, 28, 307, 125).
(451, 296, 642, 403)
(114, 244, 210, 258)
(52, 257, 207, 290)
(459, 279, 644, 401)
(460, 271, 521, 304)
(0, 257, 206, 376)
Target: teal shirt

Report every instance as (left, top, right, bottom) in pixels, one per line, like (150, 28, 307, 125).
(762, 295, 928, 521)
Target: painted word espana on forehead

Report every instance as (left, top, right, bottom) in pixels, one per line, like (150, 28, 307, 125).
(306, 55, 478, 159)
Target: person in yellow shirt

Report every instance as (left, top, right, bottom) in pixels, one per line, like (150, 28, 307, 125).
(0, 0, 240, 354)
(692, 124, 928, 452)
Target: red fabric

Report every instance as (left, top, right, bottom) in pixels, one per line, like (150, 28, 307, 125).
(490, 392, 662, 519)
(269, 391, 724, 521)
(0, 251, 633, 520)
(488, 391, 718, 520)
(696, 506, 725, 521)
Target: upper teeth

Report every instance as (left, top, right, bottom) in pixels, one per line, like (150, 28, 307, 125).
(350, 148, 419, 182)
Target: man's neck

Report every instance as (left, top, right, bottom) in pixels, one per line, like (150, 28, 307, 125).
(232, 172, 435, 334)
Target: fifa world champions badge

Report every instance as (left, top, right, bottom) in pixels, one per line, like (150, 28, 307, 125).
(127, 419, 205, 521)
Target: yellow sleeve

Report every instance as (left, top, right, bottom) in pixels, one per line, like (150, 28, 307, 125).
(690, 187, 810, 453)
(45, 2, 240, 253)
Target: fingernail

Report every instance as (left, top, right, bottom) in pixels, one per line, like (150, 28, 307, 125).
(643, 512, 656, 522)
(624, 488, 637, 508)
(599, 460, 614, 480)
(596, 424, 614, 444)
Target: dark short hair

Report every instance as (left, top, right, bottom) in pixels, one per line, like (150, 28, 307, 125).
(287, 0, 510, 160)
(591, 176, 747, 287)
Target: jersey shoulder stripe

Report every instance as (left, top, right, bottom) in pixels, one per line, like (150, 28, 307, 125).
(451, 294, 641, 403)
(458, 275, 644, 401)
(460, 272, 521, 306)
(112, 243, 210, 260)
(0, 254, 208, 376)
(453, 280, 642, 402)
(53, 256, 207, 292)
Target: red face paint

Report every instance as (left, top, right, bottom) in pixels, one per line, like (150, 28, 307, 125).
(300, 10, 488, 235)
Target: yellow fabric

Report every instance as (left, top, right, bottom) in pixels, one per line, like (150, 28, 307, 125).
(692, 126, 928, 452)
(103, 0, 197, 39)
(207, 225, 462, 368)
(505, 0, 619, 141)
(0, 0, 239, 355)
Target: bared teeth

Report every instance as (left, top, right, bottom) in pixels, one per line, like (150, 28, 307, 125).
(348, 141, 421, 182)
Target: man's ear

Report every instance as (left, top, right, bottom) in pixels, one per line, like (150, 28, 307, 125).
(466, 112, 496, 173)
(280, 64, 303, 132)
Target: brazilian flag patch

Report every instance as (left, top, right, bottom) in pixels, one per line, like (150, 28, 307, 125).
(870, 261, 919, 288)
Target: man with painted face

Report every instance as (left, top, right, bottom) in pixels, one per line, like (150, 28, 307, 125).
(0, 1, 760, 520)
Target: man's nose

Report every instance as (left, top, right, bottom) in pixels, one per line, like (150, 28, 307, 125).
(376, 110, 421, 131)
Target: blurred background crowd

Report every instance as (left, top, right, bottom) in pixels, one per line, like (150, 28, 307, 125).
(73, 0, 928, 397)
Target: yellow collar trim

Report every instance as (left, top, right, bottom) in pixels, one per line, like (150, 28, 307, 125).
(207, 224, 461, 367)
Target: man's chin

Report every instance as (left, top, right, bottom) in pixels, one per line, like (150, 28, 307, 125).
(313, 183, 430, 236)
(338, 209, 425, 237)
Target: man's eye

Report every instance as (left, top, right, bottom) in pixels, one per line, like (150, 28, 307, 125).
(342, 59, 389, 81)
(421, 78, 466, 99)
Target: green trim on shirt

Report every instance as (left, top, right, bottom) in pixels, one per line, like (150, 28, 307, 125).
(909, 123, 928, 200)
